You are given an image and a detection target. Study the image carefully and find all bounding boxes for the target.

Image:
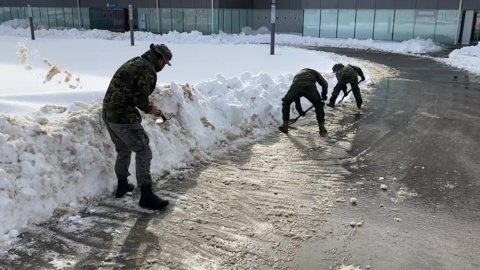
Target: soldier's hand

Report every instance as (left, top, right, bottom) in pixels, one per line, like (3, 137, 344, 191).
(148, 107, 163, 117)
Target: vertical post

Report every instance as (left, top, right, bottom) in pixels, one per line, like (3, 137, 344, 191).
(455, 0, 464, 45)
(129, 5, 134, 46)
(77, 0, 82, 28)
(211, 0, 214, 34)
(27, 5, 35, 40)
(270, 0, 276, 55)
(156, 0, 160, 33)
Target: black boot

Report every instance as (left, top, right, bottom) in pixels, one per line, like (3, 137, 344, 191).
(139, 184, 169, 210)
(278, 120, 289, 134)
(115, 179, 134, 198)
(319, 123, 328, 137)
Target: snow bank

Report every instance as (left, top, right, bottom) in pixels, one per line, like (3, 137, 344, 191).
(0, 70, 344, 238)
(442, 43, 480, 74)
(0, 20, 442, 55)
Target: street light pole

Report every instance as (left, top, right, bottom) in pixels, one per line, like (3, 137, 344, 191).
(455, 0, 464, 44)
(27, 5, 35, 40)
(270, 0, 276, 55)
(77, 0, 82, 28)
(156, 0, 160, 33)
(211, 0, 214, 34)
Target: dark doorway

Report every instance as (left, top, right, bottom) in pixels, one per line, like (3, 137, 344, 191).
(471, 11, 480, 43)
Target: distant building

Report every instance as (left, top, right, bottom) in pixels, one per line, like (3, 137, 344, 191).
(0, 0, 478, 45)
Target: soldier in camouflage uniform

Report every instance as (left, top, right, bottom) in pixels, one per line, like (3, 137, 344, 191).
(102, 43, 172, 210)
(327, 63, 365, 110)
(279, 68, 329, 137)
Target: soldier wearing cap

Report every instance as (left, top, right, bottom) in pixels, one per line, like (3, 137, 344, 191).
(102, 43, 172, 210)
(328, 63, 365, 110)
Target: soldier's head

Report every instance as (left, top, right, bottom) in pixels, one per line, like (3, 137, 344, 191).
(332, 63, 344, 73)
(149, 43, 172, 72)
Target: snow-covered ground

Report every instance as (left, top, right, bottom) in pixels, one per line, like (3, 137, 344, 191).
(442, 43, 480, 74)
(0, 22, 396, 243)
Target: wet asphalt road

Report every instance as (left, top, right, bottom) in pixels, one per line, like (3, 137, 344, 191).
(294, 48, 480, 270)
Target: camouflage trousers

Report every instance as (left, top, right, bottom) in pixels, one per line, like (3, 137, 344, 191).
(104, 121, 153, 187)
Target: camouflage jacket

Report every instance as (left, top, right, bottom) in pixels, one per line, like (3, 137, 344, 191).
(290, 68, 328, 97)
(335, 64, 365, 85)
(102, 50, 158, 124)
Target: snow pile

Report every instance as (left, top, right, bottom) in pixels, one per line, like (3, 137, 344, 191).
(442, 43, 480, 74)
(0, 70, 344, 238)
(241, 26, 270, 35)
(0, 20, 442, 55)
(1, 19, 45, 30)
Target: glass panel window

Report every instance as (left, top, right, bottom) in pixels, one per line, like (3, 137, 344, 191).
(172, 8, 184, 32)
(208, 8, 219, 34)
(56, 8, 65, 27)
(196, 9, 209, 34)
(4, 7, 12, 21)
(239, 9, 248, 30)
(247, 9, 254, 28)
(374, 9, 394, 40)
(149, 8, 160, 33)
(64, 8, 73, 28)
(0, 8, 5, 23)
(17, 7, 26, 19)
(303, 9, 320, 37)
(320, 9, 338, 38)
(434, 10, 458, 43)
(81, 8, 90, 29)
(393, 10, 415, 41)
(39, 8, 49, 27)
(32, 8, 41, 26)
(355, 10, 374, 39)
(183, 9, 195, 32)
(337, 9, 356, 39)
(414, 10, 437, 39)
(10, 7, 18, 19)
(231, 9, 240, 33)
(72, 8, 80, 28)
(218, 9, 224, 33)
(223, 9, 232, 33)
(161, 8, 172, 33)
(48, 8, 57, 27)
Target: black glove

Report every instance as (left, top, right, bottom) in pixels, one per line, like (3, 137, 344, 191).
(299, 111, 306, 117)
(360, 77, 365, 82)
(322, 94, 328, 101)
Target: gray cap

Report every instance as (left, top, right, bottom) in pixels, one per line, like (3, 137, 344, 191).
(150, 43, 172, 66)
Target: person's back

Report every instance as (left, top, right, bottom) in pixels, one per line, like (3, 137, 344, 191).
(103, 56, 156, 124)
(291, 68, 318, 88)
(335, 65, 357, 83)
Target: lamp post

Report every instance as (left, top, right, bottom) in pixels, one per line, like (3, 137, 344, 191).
(129, 5, 134, 46)
(211, 0, 214, 34)
(156, 0, 160, 33)
(270, 0, 276, 55)
(27, 5, 35, 40)
(77, 0, 82, 28)
(455, 0, 463, 44)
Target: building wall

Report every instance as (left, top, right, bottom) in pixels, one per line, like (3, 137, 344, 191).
(0, 0, 253, 9)
(1, 0, 480, 43)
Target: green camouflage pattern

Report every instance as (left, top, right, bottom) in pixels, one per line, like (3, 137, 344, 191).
(102, 50, 158, 124)
(291, 68, 328, 89)
(335, 64, 364, 84)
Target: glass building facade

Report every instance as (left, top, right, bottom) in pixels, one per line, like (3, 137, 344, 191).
(0, 6, 253, 35)
(303, 8, 459, 44)
(0, 4, 466, 44)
